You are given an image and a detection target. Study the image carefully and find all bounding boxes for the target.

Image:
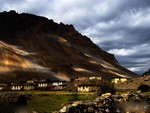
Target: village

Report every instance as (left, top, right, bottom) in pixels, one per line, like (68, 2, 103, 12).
(0, 76, 128, 92)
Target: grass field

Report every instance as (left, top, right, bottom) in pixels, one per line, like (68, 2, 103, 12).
(11, 91, 95, 112)
(11, 90, 95, 95)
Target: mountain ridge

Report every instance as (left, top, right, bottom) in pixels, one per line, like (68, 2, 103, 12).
(143, 69, 150, 76)
(0, 10, 138, 82)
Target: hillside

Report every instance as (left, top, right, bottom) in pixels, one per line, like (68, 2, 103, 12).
(0, 11, 138, 82)
(143, 69, 150, 76)
(115, 75, 150, 90)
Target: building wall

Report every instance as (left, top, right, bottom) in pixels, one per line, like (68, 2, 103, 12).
(112, 78, 120, 84)
(53, 86, 63, 90)
(78, 86, 99, 92)
(89, 77, 101, 80)
(77, 76, 102, 81)
(11, 86, 23, 90)
(52, 82, 63, 86)
(120, 78, 127, 82)
(24, 85, 34, 90)
(38, 83, 48, 87)
(0, 87, 4, 90)
(112, 78, 127, 84)
(78, 86, 90, 92)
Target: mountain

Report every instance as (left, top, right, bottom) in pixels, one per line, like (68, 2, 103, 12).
(0, 10, 138, 82)
(143, 69, 150, 76)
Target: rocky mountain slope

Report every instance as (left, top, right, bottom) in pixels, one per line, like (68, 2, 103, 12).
(143, 69, 150, 76)
(0, 11, 138, 82)
(115, 75, 150, 90)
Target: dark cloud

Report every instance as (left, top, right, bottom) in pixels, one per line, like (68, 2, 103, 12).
(116, 55, 150, 75)
(0, 0, 150, 74)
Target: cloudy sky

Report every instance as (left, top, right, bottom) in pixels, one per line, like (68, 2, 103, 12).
(0, 0, 150, 75)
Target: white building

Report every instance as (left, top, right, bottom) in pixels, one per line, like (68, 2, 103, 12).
(78, 85, 99, 92)
(52, 81, 64, 86)
(0, 83, 6, 90)
(24, 84, 34, 90)
(11, 85, 23, 90)
(111, 78, 127, 84)
(38, 83, 48, 87)
(89, 76, 101, 80)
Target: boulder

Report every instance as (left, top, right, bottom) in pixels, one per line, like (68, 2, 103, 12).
(101, 92, 111, 98)
(59, 106, 67, 113)
(72, 101, 83, 107)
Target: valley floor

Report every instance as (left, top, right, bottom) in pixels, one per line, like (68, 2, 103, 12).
(0, 91, 95, 112)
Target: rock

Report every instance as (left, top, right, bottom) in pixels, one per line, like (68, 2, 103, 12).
(59, 106, 68, 113)
(72, 101, 83, 107)
(59, 93, 150, 113)
(59, 106, 67, 113)
(87, 106, 94, 113)
(101, 93, 111, 98)
(97, 102, 103, 107)
(105, 108, 110, 112)
(60, 105, 73, 113)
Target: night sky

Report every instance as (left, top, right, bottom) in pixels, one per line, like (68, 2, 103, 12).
(0, 0, 150, 75)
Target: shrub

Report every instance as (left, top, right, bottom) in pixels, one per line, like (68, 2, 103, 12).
(138, 84, 149, 92)
(17, 95, 27, 105)
(97, 82, 116, 95)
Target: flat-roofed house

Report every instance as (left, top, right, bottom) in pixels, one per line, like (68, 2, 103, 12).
(77, 85, 100, 92)
(0, 83, 6, 90)
(23, 83, 34, 90)
(11, 85, 23, 90)
(52, 81, 63, 86)
(38, 82, 48, 87)
(89, 76, 102, 80)
(111, 77, 127, 84)
(51, 81, 67, 90)
(76, 76, 102, 81)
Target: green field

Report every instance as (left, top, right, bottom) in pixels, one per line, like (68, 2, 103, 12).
(3, 91, 149, 112)
(14, 91, 95, 112)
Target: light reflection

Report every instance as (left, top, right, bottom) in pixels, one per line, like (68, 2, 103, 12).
(73, 67, 94, 74)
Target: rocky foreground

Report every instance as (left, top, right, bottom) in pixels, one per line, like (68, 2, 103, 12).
(59, 92, 150, 113)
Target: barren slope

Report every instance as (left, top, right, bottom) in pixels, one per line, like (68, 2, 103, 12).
(0, 11, 138, 81)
